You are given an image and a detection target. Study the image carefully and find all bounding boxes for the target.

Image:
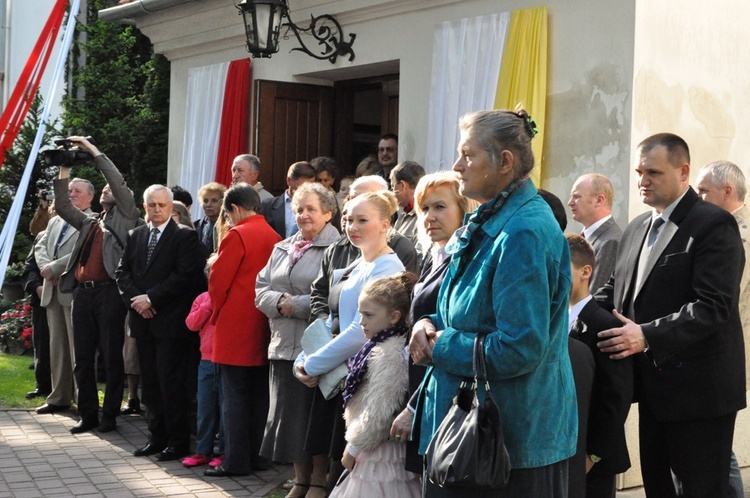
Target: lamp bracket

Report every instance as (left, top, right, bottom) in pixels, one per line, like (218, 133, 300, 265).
(283, 13, 356, 64)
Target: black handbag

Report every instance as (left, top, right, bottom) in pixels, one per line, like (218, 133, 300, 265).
(425, 333, 511, 489)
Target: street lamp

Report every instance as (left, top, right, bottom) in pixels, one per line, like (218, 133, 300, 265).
(235, 0, 356, 64)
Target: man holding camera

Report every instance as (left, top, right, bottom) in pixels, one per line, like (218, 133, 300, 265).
(53, 136, 141, 434)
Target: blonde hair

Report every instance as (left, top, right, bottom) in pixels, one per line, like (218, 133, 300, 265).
(361, 272, 418, 326)
(413, 171, 478, 249)
(348, 190, 398, 221)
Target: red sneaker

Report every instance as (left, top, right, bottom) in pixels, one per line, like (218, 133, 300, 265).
(182, 453, 210, 467)
(208, 454, 225, 468)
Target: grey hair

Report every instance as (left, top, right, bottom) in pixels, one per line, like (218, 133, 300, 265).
(701, 161, 746, 202)
(69, 177, 95, 197)
(143, 184, 173, 203)
(236, 154, 261, 172)
(459, 109, 535, 178)
(349, 175, 388, 196)
(292, 182, 337, 215)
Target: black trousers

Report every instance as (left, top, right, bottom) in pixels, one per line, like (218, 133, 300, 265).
(639, 402, 736, 498)
(31, 301, 51, 394)
(72, 283, 126, 421)
(585, 464, 616, 498)
(220, 364, 269, 475)
(136, 332, 192, 451)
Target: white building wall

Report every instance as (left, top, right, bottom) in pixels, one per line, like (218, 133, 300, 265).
(133, 0, 636, 224)
(1, 0, 66, 122)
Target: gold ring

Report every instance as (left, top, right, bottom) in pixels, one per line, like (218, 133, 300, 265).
(395, 434, 401, 441)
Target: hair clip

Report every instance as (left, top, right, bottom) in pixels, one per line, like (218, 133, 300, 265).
(524, 114, 538, 139)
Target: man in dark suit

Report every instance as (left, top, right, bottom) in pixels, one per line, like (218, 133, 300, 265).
(596, 133, 745, 498)
(116, 184, 206, 461)
(260, 161, 315, 238)
(54, 137, 141, 434)
(568, 173, 622, 294)
(193, 181, 226, 254)
(567, 234, 632, 498)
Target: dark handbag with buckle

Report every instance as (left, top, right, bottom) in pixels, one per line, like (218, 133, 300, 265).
(425, 333, 511, 489)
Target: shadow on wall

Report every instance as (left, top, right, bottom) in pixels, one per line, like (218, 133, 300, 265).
(543, 62, 632, 227)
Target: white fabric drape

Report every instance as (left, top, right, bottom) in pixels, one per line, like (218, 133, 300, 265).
(424, 13, 510, 173)
(179, 61, 229, 222)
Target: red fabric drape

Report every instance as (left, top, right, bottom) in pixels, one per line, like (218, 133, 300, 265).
(0, 0, 67, 166)
(214, 58, 252, 187)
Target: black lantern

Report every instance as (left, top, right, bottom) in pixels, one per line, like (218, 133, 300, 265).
(236, 0, 356, 64)
(237, 0, 284, 57)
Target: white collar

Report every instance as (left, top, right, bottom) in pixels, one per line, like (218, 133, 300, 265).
(582, 214, 612, 239)
(569, 295, 593, 331)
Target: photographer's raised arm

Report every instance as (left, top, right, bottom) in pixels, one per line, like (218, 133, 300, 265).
(68, 136, 102, 158)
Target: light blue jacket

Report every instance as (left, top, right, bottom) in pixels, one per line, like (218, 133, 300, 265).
(417, 181, 577, 469)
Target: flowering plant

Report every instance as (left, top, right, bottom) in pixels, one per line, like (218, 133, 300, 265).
(0, 298, 33, 354)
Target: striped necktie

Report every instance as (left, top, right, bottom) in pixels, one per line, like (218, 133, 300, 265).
(146, 227, 159, 264)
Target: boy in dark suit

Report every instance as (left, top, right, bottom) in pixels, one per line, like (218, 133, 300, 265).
(567, 234, 633, 498)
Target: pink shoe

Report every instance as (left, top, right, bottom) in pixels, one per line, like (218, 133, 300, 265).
(182, 453, 210, 467)
(208, 454, 225, 468)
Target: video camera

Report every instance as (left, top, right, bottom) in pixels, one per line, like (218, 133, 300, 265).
(41, 136, 96, 167)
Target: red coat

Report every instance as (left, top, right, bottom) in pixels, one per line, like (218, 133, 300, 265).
(209, 215, 281, 367)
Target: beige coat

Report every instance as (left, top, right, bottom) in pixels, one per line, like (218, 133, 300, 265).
(734, 205, 750, 385)
(34, 212, 89, 307)
(344, 335, 409, 454)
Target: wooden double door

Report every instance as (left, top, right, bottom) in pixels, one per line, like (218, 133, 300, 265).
(253, 75, 399, 195)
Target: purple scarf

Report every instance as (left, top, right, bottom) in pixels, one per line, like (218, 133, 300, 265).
(342, 324, 408, 407)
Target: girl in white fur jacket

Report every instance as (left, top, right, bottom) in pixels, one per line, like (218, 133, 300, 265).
(330, 272, 421, 498)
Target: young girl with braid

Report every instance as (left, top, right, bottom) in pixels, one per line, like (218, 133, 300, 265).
(330, 272, 421, 498)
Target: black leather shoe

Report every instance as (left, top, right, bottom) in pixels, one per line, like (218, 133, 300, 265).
(70, 418, 99, 434)
(133, 441, 166, 457)
(98, 417, 117, 433)
(120, 398, 142, 415)
(35, 403, 69, 414)
(204, 465, 247, 477)
(25, 389, 49, 399)
(157, 446, 189, 462)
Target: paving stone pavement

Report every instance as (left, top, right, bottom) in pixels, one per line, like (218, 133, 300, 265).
(0, 409, 292, 497)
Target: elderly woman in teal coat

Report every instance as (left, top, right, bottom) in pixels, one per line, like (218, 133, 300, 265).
(410, 109, 577, 498)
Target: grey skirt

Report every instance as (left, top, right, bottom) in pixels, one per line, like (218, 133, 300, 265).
(260, 359, 317, 463)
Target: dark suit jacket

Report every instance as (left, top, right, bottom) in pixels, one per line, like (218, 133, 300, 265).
(261, 194, 287, 238)
(570, 299, 632, 475)
(595, 188, 746, 421)
(567, 337, 595, 498)
(403, 252, 450, 474)
(194, 217, 216, 254)
(588, 217, 622, 294)
(115, 219, 206, 339)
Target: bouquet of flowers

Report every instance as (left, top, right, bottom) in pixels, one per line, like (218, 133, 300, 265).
(0, 298, 33, 354)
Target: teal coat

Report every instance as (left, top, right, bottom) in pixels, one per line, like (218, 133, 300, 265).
(417, 181, 577, 469)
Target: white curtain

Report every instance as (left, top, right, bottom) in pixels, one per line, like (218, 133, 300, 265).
(179, 61, 229, 222)
(424, 13, 510, 173)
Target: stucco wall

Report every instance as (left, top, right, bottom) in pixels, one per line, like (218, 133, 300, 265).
(630, 0, 750, 216)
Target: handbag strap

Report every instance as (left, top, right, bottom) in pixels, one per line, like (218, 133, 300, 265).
(473, 333, 495, 400)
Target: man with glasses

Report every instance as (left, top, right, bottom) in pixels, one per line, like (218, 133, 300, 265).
(377, 134, 398, 187)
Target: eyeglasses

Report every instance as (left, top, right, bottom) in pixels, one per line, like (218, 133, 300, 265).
(378, 146, 396, 153)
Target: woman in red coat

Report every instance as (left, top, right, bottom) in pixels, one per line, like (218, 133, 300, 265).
(205, 184, 281, 477)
